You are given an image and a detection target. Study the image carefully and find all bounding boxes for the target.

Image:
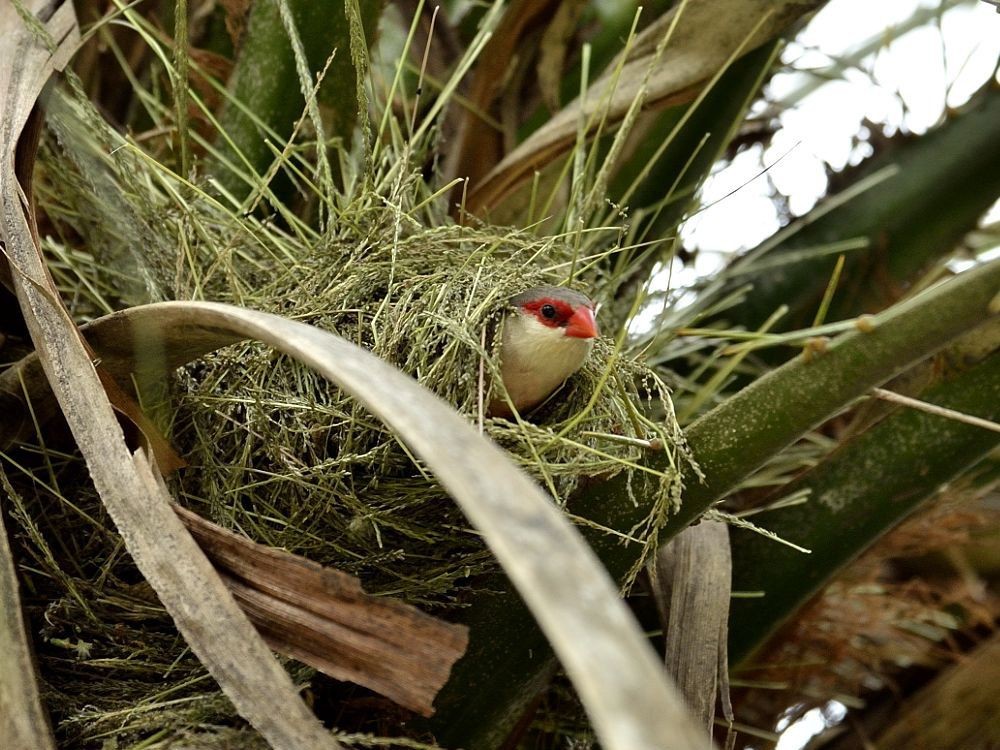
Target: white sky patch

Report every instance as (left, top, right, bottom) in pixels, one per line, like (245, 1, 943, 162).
(678, 0, 1000, 264)
(775, 708, 826, 750)
(680, 145, 783, 253)
(774, 702, 849, 750)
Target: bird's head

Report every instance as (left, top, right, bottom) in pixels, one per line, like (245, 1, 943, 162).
(508, 286, 599, 341)
(490, 286, 599, 417)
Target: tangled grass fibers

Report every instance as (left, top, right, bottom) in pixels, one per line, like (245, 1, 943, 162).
(6, 81, 688, 747)
(169, 221, 687, 605)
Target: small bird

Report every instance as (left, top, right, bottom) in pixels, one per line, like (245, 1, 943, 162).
(489, 285, 599, 418)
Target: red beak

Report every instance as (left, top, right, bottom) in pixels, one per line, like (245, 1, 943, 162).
(564, 306, 598, 339)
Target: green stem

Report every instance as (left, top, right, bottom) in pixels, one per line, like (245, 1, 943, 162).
(430, 259, 1000, 746)
(728, 350, 1000, 666)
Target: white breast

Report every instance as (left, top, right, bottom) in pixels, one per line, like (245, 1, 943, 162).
(490, 311, 593, 416)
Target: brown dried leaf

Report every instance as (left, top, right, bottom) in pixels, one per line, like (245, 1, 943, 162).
(655, 520, 733, 730)
(175, 505, 468, 717)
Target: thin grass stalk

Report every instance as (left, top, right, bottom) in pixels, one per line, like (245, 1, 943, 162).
(171, 0, 189, 176)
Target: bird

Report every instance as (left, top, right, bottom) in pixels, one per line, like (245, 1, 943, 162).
(489, 285, 599, 418)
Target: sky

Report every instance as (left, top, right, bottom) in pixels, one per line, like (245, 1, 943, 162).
(674, 0, 1000, 294)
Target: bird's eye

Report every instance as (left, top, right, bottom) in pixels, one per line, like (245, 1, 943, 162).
(540, 304, 557, 320)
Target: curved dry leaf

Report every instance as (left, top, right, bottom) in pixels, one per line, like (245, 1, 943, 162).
(175, 504, 468, 717)
(55, 299, 713, 750)
(0, 3, 74, 749)
(655, 520, 733, 731)
(467, 0, 822, 213)
(2, 4, 339, 748)
(2, 4, 710, 748)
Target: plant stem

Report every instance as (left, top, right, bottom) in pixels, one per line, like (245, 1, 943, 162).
(430, 258, 1000, 746)
(728, 350, 1000, 665)
(669, 259, 999, 527)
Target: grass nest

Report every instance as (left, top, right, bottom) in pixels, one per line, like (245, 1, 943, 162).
(170, 220, 686, 606)
(2, 80, 690, 748)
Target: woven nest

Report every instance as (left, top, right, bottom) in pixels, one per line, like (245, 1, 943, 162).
(11, 84, 689, 746)
(170, 221, 686, 605)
